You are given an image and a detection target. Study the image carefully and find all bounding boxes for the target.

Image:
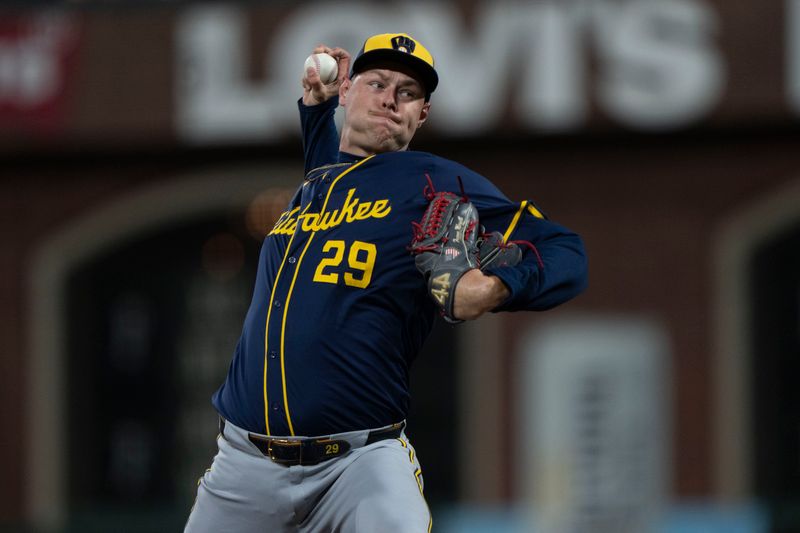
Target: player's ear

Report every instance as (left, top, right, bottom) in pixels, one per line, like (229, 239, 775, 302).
(339, 77, 351, 106)
(417, 102, 430, 127)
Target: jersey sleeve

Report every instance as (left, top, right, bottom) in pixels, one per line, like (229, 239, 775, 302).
(430, 156, 588, 312)
(298, 96, 340, 174)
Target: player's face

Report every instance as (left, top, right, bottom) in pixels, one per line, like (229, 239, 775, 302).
(339, 64, 430, 156)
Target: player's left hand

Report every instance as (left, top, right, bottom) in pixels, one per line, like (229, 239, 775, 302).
(409, 180, 525, 322)
(452, 269, 510, 320)
(408, 182, 481, 322)
(302, 45, 351, 106)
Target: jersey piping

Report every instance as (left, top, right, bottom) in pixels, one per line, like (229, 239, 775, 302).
(502, 201, 529, 242)
(526, 203, 544, 219)
(272, 156, 375, 435)
(263, 201, 314, 435)
(501, 200, 546, 243)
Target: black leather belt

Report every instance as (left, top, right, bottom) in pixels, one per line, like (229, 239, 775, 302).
(220, 418, 404, 466)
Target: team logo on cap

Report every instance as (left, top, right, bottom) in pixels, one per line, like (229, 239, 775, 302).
(391, 35, 416, 54)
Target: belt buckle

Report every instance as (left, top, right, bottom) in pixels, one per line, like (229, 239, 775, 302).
(267, 438, 302, 465)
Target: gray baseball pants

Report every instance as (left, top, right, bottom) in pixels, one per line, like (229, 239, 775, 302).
(184, 419, 432, 533)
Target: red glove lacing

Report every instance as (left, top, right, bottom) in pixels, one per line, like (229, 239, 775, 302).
(410, 174, 473, 252)
(479, 233, 545, 269)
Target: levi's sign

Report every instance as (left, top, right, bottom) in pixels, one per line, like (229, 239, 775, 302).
(173, 0, 795, 142)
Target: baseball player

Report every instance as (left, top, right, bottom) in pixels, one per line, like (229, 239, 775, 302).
(184, 33, 587, 533)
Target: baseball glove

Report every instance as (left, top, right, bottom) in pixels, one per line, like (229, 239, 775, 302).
(409, 176, 480, 323)
(476, 231, 523, 270)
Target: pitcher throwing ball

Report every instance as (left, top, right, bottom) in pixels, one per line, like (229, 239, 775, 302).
(184, 32, 588, 533)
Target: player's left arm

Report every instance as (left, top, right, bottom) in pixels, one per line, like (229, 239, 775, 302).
(478, 203, 587, 312)
(453, 269, 511, 320)
(431, 160, 587, 318)
(454, 209, 586, 318)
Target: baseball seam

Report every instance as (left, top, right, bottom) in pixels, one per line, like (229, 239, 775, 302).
(313, 54, 321, 77)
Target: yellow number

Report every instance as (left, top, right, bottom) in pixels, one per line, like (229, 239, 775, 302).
(313, 240, 377, 289)
(325, 443, 340, 455)
(432, 272, 451, 289)
(313, 240, 345, 284)
(344, 241, 377, 289)
(430, 272, 451, 306)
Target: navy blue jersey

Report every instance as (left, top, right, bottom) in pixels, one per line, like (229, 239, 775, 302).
(211, 98, 587, 437)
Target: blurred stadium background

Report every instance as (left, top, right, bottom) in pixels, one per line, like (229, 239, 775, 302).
(1, 0, 798, 531)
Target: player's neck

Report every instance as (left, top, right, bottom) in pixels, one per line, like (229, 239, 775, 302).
(338, 140, 372, 158)
(338, 127, 376, 157)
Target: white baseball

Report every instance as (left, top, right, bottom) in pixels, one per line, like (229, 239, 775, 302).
(304, 53, 338, 85)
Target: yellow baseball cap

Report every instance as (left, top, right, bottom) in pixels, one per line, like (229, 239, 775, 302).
(350, 33, 438, 99)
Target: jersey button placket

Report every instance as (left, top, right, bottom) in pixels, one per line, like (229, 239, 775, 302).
(266, 245, 296, 436)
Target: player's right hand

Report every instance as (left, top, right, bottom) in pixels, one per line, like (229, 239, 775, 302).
(302, 44, 351, 106)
